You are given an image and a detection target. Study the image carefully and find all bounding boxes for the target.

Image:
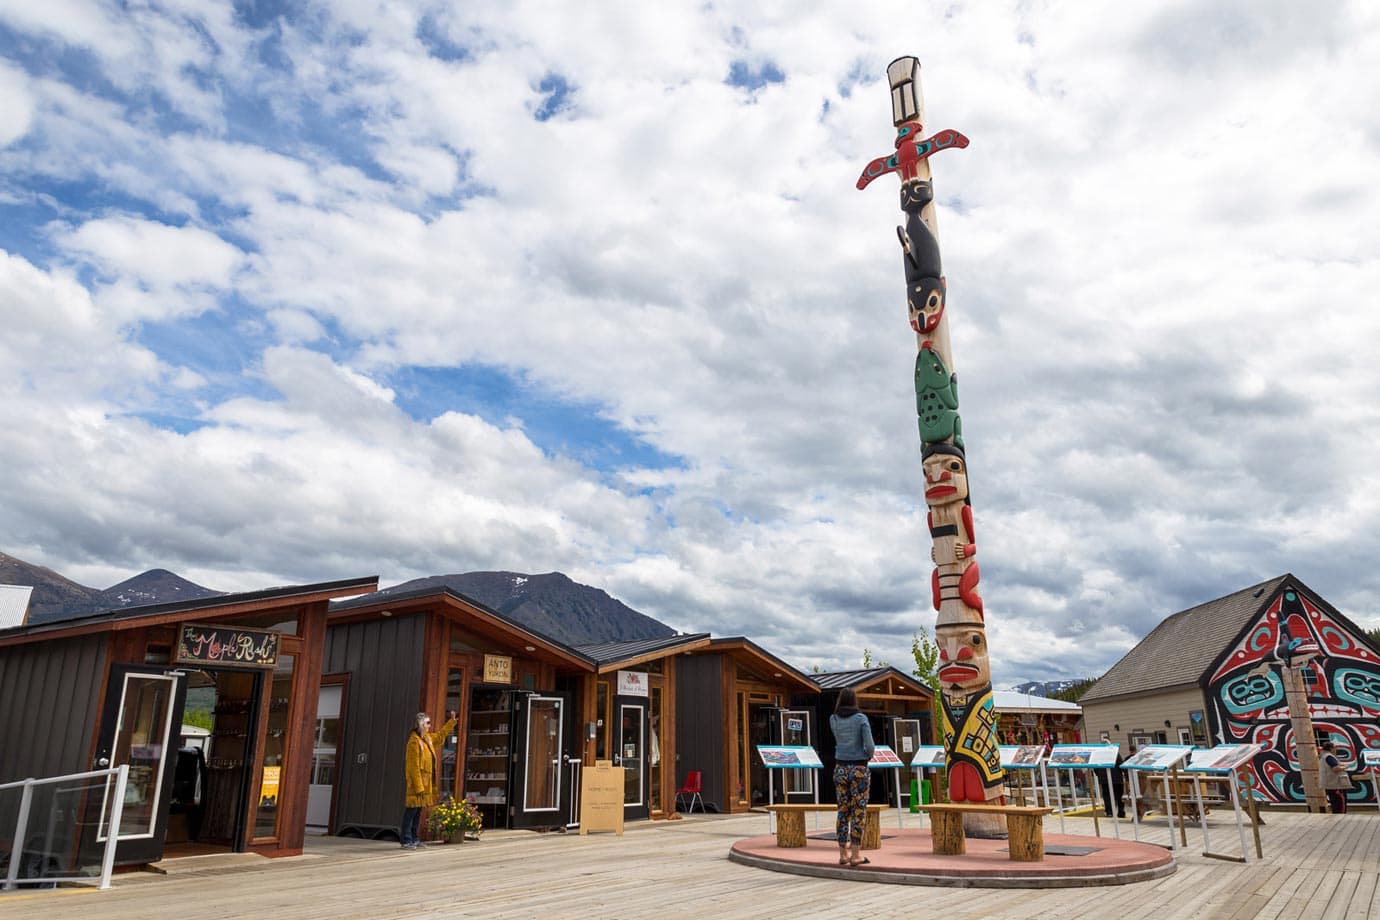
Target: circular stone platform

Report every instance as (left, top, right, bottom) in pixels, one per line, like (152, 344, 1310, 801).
(729, 827, 1175, 888)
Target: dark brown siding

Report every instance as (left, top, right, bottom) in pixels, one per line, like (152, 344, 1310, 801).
(0, 634, 108, 836)
(322, 614, 425, 834)
(0, 633, 108, 783)
(675, 655, 725, 812)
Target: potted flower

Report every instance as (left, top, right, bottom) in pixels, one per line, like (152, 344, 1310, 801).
(429, 796, 482, 843)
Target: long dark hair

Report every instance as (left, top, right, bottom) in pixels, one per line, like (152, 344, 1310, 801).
(835, 688, 858, 712)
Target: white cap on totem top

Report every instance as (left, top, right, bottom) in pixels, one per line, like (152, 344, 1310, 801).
(887, 56, 922, 127)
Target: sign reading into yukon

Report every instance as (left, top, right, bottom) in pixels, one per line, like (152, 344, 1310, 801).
(175, 623, 280, 668)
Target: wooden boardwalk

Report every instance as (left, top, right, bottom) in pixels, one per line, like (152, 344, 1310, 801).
(3, 810, 1378, 919)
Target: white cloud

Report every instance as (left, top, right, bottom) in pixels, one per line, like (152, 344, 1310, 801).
(3, 2, 1380, 684)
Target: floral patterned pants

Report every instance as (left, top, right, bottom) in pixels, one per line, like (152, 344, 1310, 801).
(833, 764, 871, 846)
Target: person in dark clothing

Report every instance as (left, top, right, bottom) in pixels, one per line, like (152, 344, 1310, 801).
(1096, 749, 1126, 818)
(830, 688, 875, 868)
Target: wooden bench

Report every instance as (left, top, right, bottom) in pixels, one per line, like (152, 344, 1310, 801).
(764, 804, 887, 849)
(916, 803, 1053, 862)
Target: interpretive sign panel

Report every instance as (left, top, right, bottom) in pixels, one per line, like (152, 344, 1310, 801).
(175, 624, 279, 668)
(910, 745, 947, 767)
(579, 761, 624, 835)
(756, 745, 823, 768)
(1047, 744, 1120, 769)
(868, 745, 904, 768)
(1000, 745, 1046, 769)
(1122, 744, 1194, 772)
(1362, 750, 1380, 769)
(1185, 743, 1261, 773)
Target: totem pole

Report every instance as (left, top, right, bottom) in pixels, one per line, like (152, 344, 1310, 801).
(858, 56, 1006, 837)
(1272, 593, 1326, 812)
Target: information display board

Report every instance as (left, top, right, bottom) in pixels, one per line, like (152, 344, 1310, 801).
(756, 745, 823, 768)
(910, 745, 947, 767)
(999, 745, 1046, 769)
(1046, 744, 1120, 769)
(1122, 744, 1193, 772)
(868, 745, 904, 768)
(578, 761, 625, 836)
(1185, 743, 1261, 773)
(1362, 750, 1380, 769)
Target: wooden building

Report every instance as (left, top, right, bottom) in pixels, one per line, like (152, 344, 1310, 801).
(671, 637, 821, 813)
(1080, 575, 1380, 805)
(0, 576, 377, 867)
(992, 690, 1083, 746)
(322, 586, 596, 836)
(573, 634, 711, 820)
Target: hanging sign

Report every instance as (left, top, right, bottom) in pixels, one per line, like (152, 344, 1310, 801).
(617, 670, 649, 697)
(174, 623, 279, 668)
(483, 654, 513, 684)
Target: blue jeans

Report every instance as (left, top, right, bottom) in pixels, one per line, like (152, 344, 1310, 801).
(401, 806, 422, 846)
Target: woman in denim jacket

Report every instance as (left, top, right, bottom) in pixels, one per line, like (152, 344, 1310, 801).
(829, 688, 875, 867)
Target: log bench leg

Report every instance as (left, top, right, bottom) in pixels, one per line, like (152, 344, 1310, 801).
(862, 810, 881, 850)
(1006, 814, 1043, 862)
(930, 810, 966, 855)
(775, 811, 806, 848)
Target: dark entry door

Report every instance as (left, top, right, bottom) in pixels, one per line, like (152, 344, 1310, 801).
(92, 664, 187, 865)
(614, 697, 648, 820)
(509, 692, 572, 830)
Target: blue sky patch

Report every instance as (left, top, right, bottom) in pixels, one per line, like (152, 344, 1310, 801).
(533, 73, 574, 122)
(388, 364, 684, 474)
(725, 59, 785, 91)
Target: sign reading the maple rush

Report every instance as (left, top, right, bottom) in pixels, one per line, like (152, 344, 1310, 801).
(175, 623, 279, 668)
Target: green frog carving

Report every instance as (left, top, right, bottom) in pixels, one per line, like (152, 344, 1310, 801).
(915, 344, 962, 448)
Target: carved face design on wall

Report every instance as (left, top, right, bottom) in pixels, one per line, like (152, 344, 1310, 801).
(936, 624, 989, 693)
(922, 446, 968, 506)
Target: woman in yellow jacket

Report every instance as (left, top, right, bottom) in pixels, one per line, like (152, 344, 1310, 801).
(402, 710, 457, 848)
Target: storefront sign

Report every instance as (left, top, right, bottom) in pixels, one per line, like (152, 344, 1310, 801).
(174, 624, 279, 668)
(483, 654, 513, 684)
(616, 670, 648, 697)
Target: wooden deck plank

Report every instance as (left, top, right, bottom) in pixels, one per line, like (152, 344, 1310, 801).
(2, 810, 1377, 919)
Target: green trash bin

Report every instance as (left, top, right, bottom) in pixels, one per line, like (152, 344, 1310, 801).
(909, 778, 920, 813)
(921, 779, 932, 804)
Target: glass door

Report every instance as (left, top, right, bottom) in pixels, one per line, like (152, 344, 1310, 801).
(779, 709, 814, 799)
(510, 694, 570, 829)
(616, 702, 647, 820)
(305, 683, 342, 833)
(91, 664, 187, 865)
(891, 717, 923, 807)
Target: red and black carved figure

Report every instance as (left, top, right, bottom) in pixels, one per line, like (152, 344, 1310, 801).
(1207, 585, 1380, 804)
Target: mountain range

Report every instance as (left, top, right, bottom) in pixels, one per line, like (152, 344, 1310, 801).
(365, 570, 674, 646)
(0, 552, 672, 646)
(0, 552, 222, 625)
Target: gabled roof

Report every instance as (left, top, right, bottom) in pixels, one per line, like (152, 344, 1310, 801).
(575, 633, 712, 672)
(1080, 575, 1291, 704)
(329, 586, 596, 670)
(813, 667, 931, 700)
(707, 637, 820, 692)
(0, 576, 380, 647)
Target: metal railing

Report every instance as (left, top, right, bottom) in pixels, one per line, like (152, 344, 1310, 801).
(1, 765, 128, 892)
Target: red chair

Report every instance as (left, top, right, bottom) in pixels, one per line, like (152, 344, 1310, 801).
(675, 770, 703, 813)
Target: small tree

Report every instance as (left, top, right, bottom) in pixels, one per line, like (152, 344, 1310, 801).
(910, 627, 946, 802)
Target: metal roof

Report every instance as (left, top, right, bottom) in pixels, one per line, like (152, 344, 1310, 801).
(0, 575, 380, 642)
(1079, 574, 1291, 704)
(0, 585, 32, 629)
(575, 633, 712, 667)
(991, 690, 1080, 713)
(812, 666, 929, 697)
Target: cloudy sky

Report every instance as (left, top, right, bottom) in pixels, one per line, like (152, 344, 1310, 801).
(2, 1, 1378, 686)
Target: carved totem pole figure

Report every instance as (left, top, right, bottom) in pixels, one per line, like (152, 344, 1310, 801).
(858, 56, 1006, 837)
